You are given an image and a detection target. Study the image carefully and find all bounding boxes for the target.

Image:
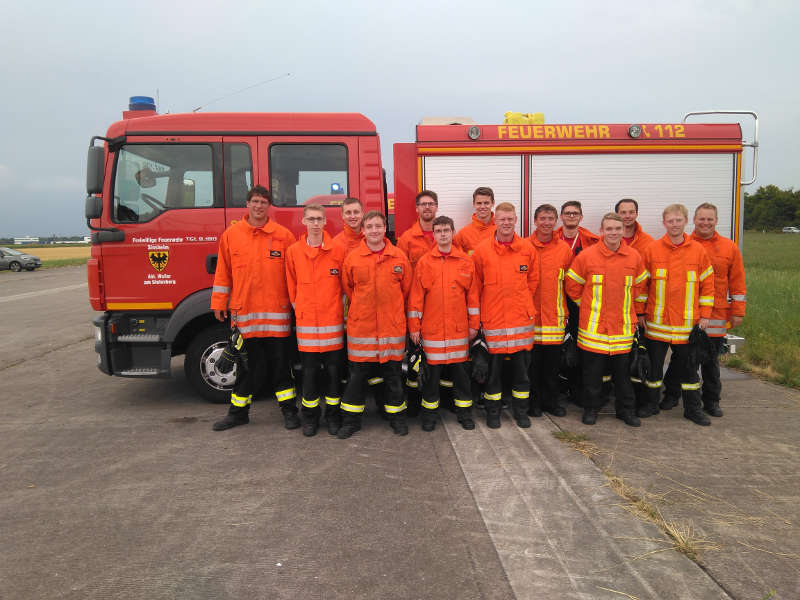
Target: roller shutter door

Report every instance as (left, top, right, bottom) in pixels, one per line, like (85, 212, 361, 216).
(530, 154, 736, 239)
(422, 155, 524, 234)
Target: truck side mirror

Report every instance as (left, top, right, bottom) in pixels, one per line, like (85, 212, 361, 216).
(86, 195, 103, 219)
(86, 146, 105, 194)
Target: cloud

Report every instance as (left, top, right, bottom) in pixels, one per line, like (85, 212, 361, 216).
(24, 175, 83, 193)
(0, 164, 13, 188)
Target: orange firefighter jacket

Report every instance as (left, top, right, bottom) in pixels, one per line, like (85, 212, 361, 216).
(622, 222, 655, 256)
(454, 213, 496, 255)
(529, 235, 573, 345)
(342, 239, 412, 363)
(472, 234, 539, 354)
(397, 221, 435, 268)
(641, 234, 715, 344)
(211, 216, 296, 338)
(407, 246, 480, 364)
(555, 226, 600, 256)
(690, 231, 746, 337)
(286, 232, 346, 352)
(565, 241, 649, 355)
(332, 226, 364, 257)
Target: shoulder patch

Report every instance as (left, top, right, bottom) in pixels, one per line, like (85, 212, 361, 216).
(520, 265, 528, 272)
(270, 250, 282, 258)
(330, 268, 340, 275)
(393, 265, 403, 273)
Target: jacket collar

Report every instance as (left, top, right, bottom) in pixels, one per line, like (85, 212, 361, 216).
(690, 230, 718, 243)
(660, 232, 690, 249)
(300, 231, 334, 255)
(430, 245, 468, 259)
(491, 232, 525, 253)
(357, 238, 399, 257)
(596, 240, 632, 258)
(471, 212, 495, 230)
(240, 214, 277, 234)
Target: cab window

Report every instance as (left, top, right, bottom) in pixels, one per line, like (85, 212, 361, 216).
(224, 143, 253, 208)
(112, 144, 217, 223)
(269, 144, 348, 207)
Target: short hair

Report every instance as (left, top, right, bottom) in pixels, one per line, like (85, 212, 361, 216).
(615, 198, 639, 213)
(341, 197, 362, 209)
(472, 187, 495, 201)
(303, 204, 324, 216)
(663, 204, 688, 219)
(694, 202, 718, 217)
(600, 212, 624, 228)
(247, 185, 272, 203)
(416, 190, 438, 205)
(561, 201, 582, 214)
(534, 204, 558, 219)
(495, 202, 516, 214)
(432, 215, 455, 231)
(363, 210, 387, 227)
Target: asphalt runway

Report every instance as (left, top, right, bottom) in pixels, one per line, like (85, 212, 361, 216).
(2, 266, 774, 599)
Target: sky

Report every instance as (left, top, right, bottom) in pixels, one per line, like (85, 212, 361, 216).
(0, 0, 797, 237)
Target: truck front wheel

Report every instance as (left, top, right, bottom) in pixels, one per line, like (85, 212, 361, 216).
(184, 324, 239, 403)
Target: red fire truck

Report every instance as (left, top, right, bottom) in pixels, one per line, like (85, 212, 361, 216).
(86, 97, 756, 401)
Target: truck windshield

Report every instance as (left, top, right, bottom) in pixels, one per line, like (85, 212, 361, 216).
(112, 144, 216, 223)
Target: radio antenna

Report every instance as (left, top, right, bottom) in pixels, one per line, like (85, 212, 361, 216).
(192, 72, 291, 112)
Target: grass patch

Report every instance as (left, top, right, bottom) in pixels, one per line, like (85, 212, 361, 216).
(721, 232, 800, 389)
(552, 430, 597, 457)
(42, 257, 88, 269)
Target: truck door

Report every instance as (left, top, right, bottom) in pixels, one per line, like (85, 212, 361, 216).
(101, 137, 226, 310)
(257, 137, 358, 238)
(222, 137, 258, 226)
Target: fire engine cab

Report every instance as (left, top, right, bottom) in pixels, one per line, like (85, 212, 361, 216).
(86, 97, 756, 401)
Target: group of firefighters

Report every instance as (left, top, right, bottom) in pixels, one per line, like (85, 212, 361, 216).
(209, 183, 746, 438)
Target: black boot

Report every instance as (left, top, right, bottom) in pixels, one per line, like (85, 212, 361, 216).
(390, 413, 409, 436)
(420, 408, 437, 432)
(660, 395, 680, 410)
(281, 406, 301, 430)
(456, 407, 475, 430)
(581, 408, 598, 425)
(212, 404, 250, 431)
(685, 410, 711, 426)
(337, 413, 362, 439)
(486, 402, 501, 429)
(512, 396, 531, 428)
(636, 402, 660, 418)
(302, 415, 319, 437)
(324, 404, 341, 436)
(615, 412, 641, 427)
(703, 402, 723, 417)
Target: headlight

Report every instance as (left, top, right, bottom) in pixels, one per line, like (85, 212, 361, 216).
(94, 326, 103, 342)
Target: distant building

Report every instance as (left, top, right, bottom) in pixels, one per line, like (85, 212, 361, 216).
(14, 236, 39, 245)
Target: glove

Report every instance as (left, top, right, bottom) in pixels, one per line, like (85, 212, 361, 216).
(560, 331, 579, 370)
(470, 332, 489, 384)
(216, 327, 245, 374)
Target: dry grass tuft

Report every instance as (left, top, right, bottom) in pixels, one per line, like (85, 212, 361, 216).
(552, 430, 599, 457)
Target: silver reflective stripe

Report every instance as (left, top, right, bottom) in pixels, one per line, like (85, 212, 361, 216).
(423, 338, 468, 348)
(348, 336, 378, 345)
(467, 308, 480, 315)
(483, 325, 535, 336)
(730, 294, 747, 302)
(212, 285, 230, 294)
(705, 327, 727, 335)
(486, 335, 535, 349)
(238, 311, 290, 321)
(349, 348, 404, 359)
(378, 336, 405, 345)
(708, 319, 727, 326)
(296, 324, 344, 334)
(426, 350, 468, 361)
(238, 323, 291, 333)
(407, 311, 423, 319)
(297, 336, 344, 347)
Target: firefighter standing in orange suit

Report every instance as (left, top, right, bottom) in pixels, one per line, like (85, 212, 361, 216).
(472, 202, 539, 429)
(339, 211, 413, 439)
(639, 204, 715, 426)
(211, 185, 299, 431)
(453, 187, 497, 255)
(565, 213, 649, 426)
(285, 204, 347, 437)
(397, 190, 438, 268)
(662, 203, 746, 417)
(407, 215, 481, 431)
(528, 204, 573, 417)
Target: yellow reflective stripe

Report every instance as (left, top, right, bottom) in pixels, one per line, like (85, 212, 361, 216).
(684, 277, 695, 324)
(230, 393, 252, 407)
(574, 298, 582, 306)
(275, 387, 297, 401)
(511, 389, 530, 399)
(368, 377, 384, 385)
(699, 265, 714, 281)
(421, 398, 439, 410)
(623, 275, 633, 336)
(645, 380, 663, 389)
(566, 269, 585, 284)
(302, 397, 320, 408)
(634, 270, 649, 284)
(439, 379, 454, 388)
(686, 270, 697, 282)
(324, 396, 341, 405)
(577, 334, 632, 353)
(635, 295, 648, 303)
(454, 398, 472, 408)
(384, 401, 408, 414)
(699, 296, 714, 306)
(681, 382, 701, 390)
(654, 278, 666, 324)
(588, 276, 603, 333)
(483, 392, 502, 401)
(602, 375, 612, 383)
(630, 377, 642, 383)
(556, 268, 566, 327)
(341, 402, 365, 413)
(405, 378, 418, 388)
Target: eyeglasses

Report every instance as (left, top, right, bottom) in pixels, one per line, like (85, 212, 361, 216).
(561, 211, 581, 217)
(417, 202, 437, 208)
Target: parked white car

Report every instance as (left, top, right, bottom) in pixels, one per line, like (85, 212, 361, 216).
(782, 226, 800, 233)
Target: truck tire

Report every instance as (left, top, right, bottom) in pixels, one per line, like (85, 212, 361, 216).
(184, 324, 239, 403)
